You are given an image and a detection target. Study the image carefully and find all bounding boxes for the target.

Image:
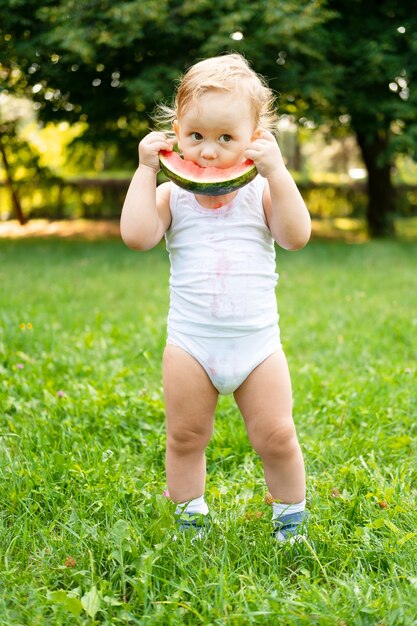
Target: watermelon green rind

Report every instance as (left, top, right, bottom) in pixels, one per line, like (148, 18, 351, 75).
(159, 150, 257, 196)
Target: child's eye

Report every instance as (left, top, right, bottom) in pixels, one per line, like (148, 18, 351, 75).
(219, 134, 232, 143)
(191, 132, 203, 141)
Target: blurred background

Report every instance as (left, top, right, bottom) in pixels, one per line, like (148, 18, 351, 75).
(1, 0, 417, 239)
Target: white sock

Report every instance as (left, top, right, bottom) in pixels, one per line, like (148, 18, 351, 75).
(175, 495, 209, 516)
(272, 499, 306, 520)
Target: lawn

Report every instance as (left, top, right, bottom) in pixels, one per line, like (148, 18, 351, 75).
(0, 237, 416, 625)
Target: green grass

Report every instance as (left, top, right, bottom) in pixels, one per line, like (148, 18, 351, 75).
(1, 237, 416, 625)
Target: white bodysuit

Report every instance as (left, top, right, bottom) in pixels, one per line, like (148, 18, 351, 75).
(165, 175, 281, 395)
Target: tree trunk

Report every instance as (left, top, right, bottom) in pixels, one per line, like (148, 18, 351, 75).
(0, 139, 27, 225)
(355, 130, 394, 237)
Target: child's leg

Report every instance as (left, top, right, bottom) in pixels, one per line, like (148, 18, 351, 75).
(233, 348, 306, 504)
(163, 344, 218, 504)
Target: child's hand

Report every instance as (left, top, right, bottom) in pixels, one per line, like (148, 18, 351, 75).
(244, 131, 286, 179)
(138, 132, 175, 172)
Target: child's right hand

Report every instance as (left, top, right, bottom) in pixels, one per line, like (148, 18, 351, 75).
(138, 132, 175, 172)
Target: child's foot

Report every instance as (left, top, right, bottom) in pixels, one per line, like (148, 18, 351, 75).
(174, 512, 210, 541)
(272, 510, 308, 543)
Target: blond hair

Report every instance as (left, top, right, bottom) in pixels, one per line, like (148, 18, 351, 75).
(154, 53, 277, 135)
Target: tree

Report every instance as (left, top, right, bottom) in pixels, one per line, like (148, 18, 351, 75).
(2, 0, 417, 235)
(0, 1, 325, 172)
(197, 0, 417, 236)
(303, 1, 417, 237)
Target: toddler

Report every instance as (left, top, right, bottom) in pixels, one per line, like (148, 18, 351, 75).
(121, 53, 311, 542)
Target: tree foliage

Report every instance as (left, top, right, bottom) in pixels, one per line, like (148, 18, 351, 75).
(1, 1, 325, 148)
(230, 0, 417, 234)
(2, 0, 417, 234)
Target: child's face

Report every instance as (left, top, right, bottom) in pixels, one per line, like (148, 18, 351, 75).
(173, 89, 258, 169)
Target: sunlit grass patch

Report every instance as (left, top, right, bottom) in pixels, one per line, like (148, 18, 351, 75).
(1, 238, 416, 624)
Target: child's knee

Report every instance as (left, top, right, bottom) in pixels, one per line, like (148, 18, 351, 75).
(167, 425, 212, 454)
(253, 421, 299, 460)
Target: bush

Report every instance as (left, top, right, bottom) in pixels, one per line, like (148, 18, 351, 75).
(1, 178, 416, 222)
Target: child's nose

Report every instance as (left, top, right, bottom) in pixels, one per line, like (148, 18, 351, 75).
(201, 143, 217, 160)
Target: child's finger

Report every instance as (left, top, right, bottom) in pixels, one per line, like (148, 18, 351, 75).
(244, 150, 260, 162)
(155, 136, 176, 151)
(260, 130, 276, 142)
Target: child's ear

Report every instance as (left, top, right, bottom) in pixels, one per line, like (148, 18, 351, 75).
(173, 120, 181, 149)
(252, 127, 264, 141)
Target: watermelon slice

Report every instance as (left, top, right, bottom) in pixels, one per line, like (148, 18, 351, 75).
(159, 150, 257, 196)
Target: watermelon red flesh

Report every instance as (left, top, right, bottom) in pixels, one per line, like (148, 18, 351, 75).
(159, 150, 257, 196)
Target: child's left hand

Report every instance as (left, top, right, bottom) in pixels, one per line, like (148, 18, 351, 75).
(244, 131, 286, 179)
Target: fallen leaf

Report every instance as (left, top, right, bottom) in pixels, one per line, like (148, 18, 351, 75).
(264, 492, 275, 505)
(243, 511, 264, 520)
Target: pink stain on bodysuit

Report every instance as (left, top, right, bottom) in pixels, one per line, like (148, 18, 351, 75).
(210, 252, 236, 318)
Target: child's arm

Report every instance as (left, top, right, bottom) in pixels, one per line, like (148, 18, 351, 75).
(245, 132, 311, 251)
(121, 132, 174, 250)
